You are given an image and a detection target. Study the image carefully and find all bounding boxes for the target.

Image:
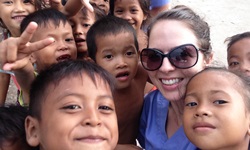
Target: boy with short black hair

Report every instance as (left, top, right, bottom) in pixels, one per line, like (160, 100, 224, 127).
(25, 60, 118, 150)
(68, 5, 106, 60)
(0, 8, 77, 105)
(225, 32, 250, 76)
(87, 15, 153, 145)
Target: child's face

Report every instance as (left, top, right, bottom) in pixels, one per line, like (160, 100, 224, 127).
(95, 32, 139, 89)
(0, 0, 35, 37)
(114, 0, 146, 32)
(68, 9, 95, 58)
(30, 21, 77, 72)
(183, 71, 250, 150)
(29, 73, 118, 150)
(90, 0, 109, 15)
(228, 38, 250, 76)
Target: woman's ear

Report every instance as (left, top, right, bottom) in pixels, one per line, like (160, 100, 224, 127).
(25, 116, 40, 147)
(204, 52, 214, 66)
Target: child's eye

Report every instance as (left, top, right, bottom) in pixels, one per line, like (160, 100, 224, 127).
(99, 105, 113, 111)
(65, 38, 74, 42)
(126, 51, 135, 56)
(104, 0, 109, 3)
(99, 105, 114, 114)
(23, 0, 33, 4)
(214, 100, 227, 105)
(104, 54, 113, 60)
(69, 22, 75, 28)
(115, 9, 123, 14)
(83, 23, 91, 28)
(229, 62, 239, 67)
(185, 102, 197, 107)
(3, 0, 13, 4)
(131, 8, 138, 13)
(62, 105, 81, 110)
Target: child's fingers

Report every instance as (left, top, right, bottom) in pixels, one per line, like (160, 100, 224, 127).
(49, 0, 64, 11)
(3, 58, 30, 71)
(81, 0, 94, 12)
(49, 0, 61, 5)
(6, 38, 19, 63)
(26, 37, 55, 53)
(17, 22, 38, 47)
(0, 40, 8, 68)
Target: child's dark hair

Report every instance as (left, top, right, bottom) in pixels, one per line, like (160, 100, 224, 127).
(109, 0, 151, 27)
(29, 60, 115, 120)
(187, 67, 250, 111)
(81, 5, 106, 22)
(0, 105, 32, 149)
(225, 31, 250, 51)
(148, 5, 212, 59)
(93, 5, 107, 21)
(20, 8, 68, 34)
(87, 15, 138, 61)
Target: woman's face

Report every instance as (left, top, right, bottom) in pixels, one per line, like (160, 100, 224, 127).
(147, 20, 211, 101)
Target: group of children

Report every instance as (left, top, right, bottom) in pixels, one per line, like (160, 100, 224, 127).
(0, 0, 250, 150)
(0, 0, 152, 149)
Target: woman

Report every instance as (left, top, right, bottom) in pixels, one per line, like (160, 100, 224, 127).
(138, 5, 213, 149)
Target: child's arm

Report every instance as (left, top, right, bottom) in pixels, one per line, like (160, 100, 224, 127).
(49, 0, 93, 17)
(0, 22, 55, 104)
(0, 74, 10, 106)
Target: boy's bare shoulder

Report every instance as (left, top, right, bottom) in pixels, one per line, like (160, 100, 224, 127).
(134, 64, 148, 85)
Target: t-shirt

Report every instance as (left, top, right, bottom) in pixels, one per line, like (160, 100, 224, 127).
(138, 90, 197, 150)
(150, 0, 171, 8)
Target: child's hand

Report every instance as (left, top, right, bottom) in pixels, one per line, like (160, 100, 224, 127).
(49, 0, 93, 17)
(81, 0, 94, 12)
(49, 0, 64, 12)
(0, 22, 54, 71)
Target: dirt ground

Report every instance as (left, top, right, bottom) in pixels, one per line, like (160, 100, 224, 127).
(4, 0, 250, 104)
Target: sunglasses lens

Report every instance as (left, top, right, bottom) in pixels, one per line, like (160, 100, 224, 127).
(141, 49, 162, 71)
(140, 44, 199, 71)
(169, 45, 198, 68)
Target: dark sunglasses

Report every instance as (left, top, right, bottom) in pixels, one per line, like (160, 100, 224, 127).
(140, 44, 200, 71)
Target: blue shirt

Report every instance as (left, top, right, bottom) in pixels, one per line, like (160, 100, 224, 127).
(150, 0, 170, 8)
(138, 90, 197, 150)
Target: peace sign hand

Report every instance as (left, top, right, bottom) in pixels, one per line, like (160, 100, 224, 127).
(0, 22, 54, 71)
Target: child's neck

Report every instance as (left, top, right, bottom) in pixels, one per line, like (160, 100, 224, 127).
(10, 29, 20, 37)
(114, 83, 133, 94)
